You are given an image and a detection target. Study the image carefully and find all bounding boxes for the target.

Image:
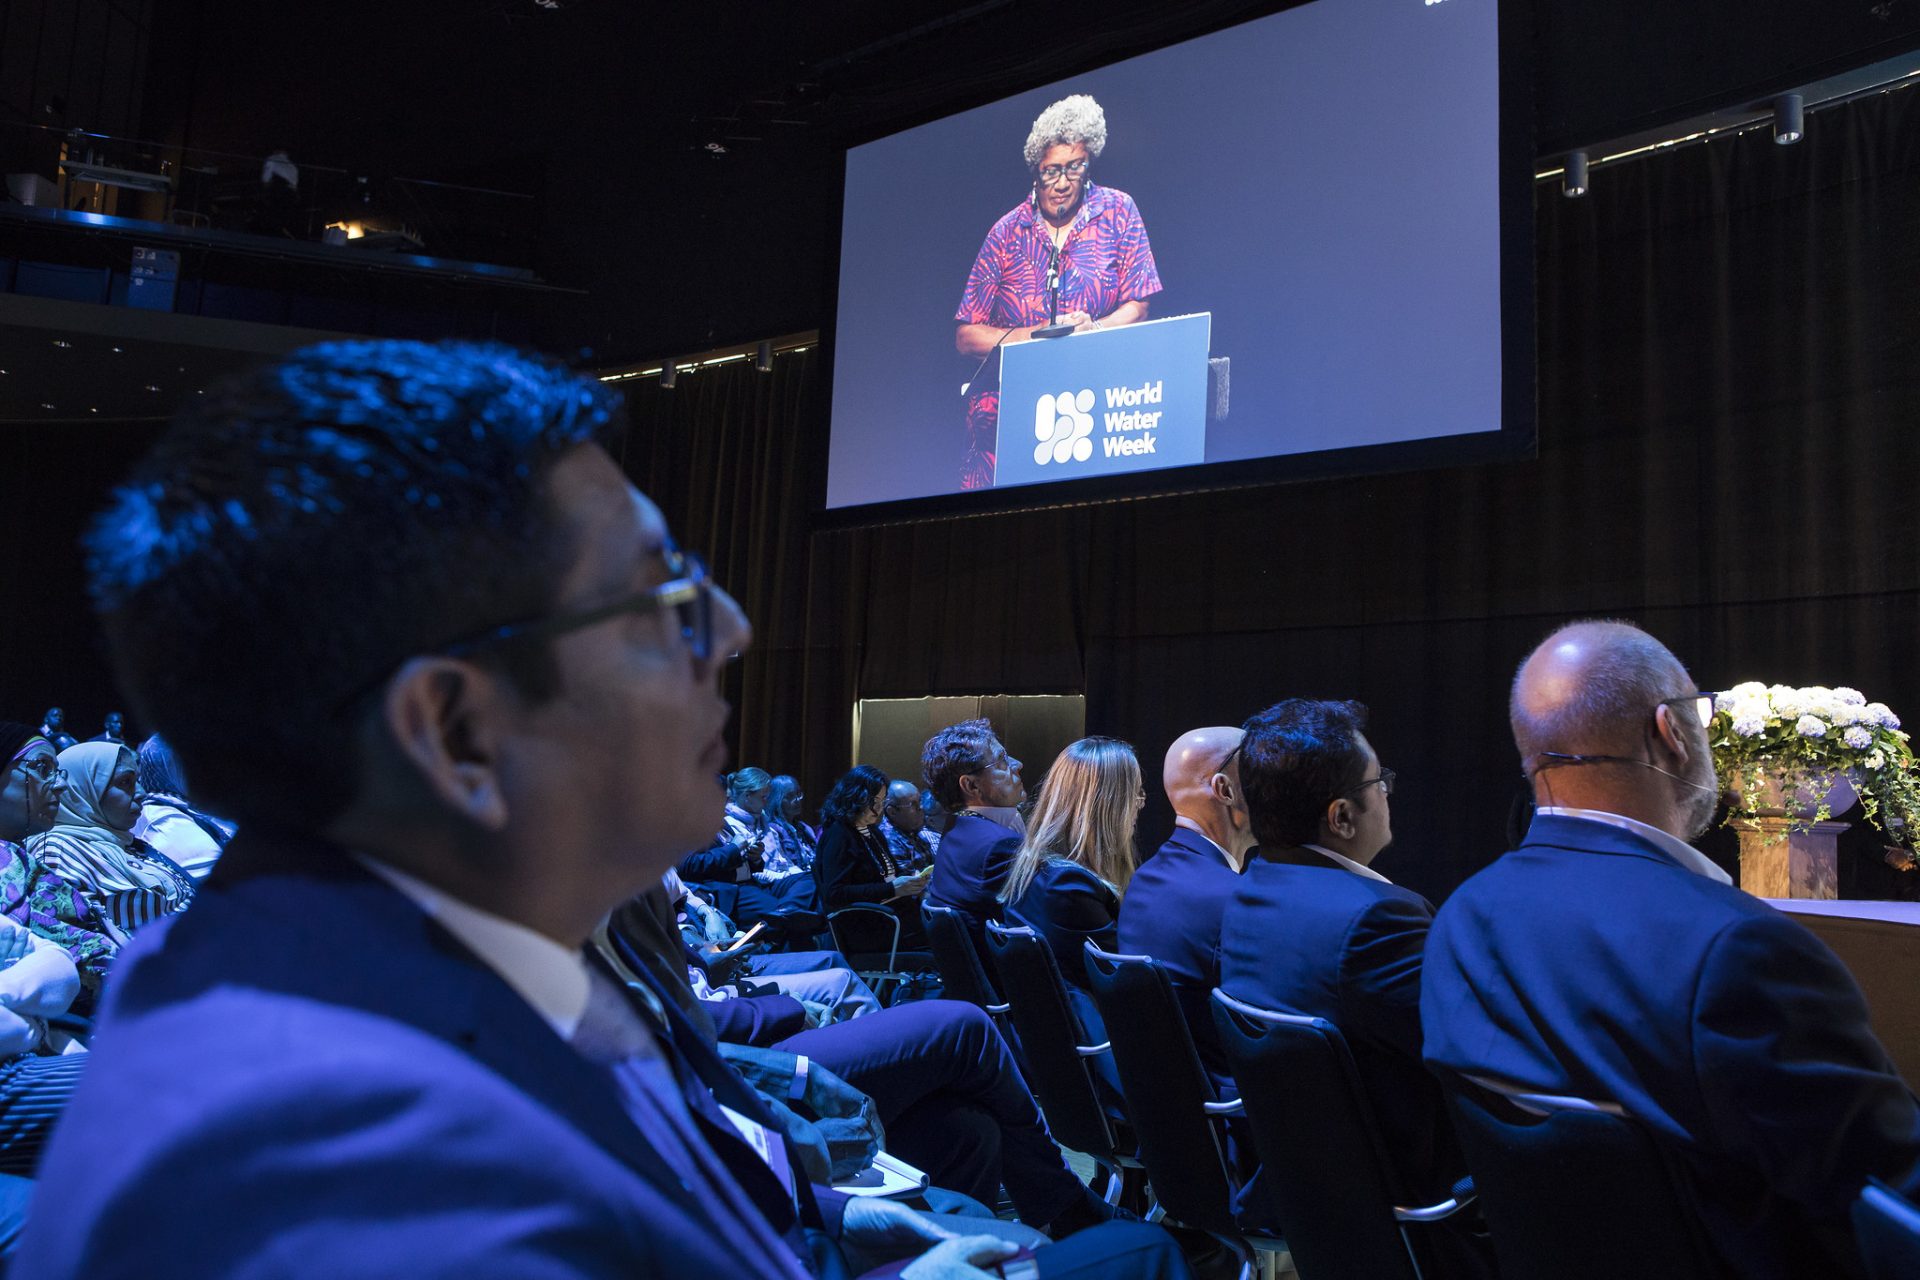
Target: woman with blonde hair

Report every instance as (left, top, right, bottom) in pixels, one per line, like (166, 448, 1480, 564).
(1000, 736, 1142, 1121)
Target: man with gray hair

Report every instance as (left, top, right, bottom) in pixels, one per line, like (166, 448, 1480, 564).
(881, 779, 941, 874)
(1422, 620, 1920, 1277)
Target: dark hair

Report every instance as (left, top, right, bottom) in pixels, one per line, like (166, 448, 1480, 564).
(820, 765, 888, 827)
(84, 340, 616, 829)
(0, 722, 38, 764)
(1239, 699, 1373, 849)
(136, 734, 191, 798)
(921, 718, 999, 810)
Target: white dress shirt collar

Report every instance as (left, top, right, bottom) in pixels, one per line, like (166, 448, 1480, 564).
(1300, 842, 1392, 883)
(357, 856, 594, 1038)
(1534, 806, 1733, 886)
(1176, 821, 1247, 873)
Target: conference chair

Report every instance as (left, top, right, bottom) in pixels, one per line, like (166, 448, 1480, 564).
(1083, 942, 1289, 1280)
(825, 903, 937, 1005)
(1855, 1178, 1920, 1280)
(984, 920, 1144, 1208)
(1209, 991, 1478, 1280)
(923, 902, 1011, 1017)
(1438, 1072, 1726, 1280)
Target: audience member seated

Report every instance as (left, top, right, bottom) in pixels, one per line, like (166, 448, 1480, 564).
(680, 766, 823, 945)
(999, 736, 1143, 1121)
(922, 718, 1026, 952)
(36, 710, 75, 754)
(0, 725, 123, 1014)
(1423, 620, 1920, 1279)
(26, 742, 197, 934)
(18, 340, 1185, 1279)
(766, 773, 818, 870)
(814, 765, 933, 955)
(1117, 725, 1254, 1096)
(615, 880, 1134, 1240)
(134, 734, 234, 881)
(86, 713, 126, 745)
(1219, 699, 1467, 1205)
(664, 869, 882, 1023)
(882, 778, 942, 873)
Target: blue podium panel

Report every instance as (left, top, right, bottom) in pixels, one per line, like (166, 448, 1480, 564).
(995, 312, 1211, 489)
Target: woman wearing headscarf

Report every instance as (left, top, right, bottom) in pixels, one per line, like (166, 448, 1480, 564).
(0, 722, 104, 1209)
(0, 723, 123, 1012)
(26, 741, 195, 935)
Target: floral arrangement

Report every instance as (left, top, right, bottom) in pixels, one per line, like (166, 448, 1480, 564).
(1710, 683, 1920, 861)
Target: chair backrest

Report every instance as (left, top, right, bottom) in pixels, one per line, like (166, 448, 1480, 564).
(1082, 941, 1240, 1234)
(923, 902, 1006, 1013)
(1440, 1073, 1727, 1280)
(1210, 991, 1422, 1280)
(984, 920, 1128, 1163)
(1856, 1179, 1920, 1280)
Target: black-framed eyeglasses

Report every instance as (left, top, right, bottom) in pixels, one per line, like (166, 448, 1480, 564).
(1658, 691, 1719, 730)
(1340, 767, 1396, 800)
(9, 759, 66, 787)
(1036, 158, 1091, 183)
(439, 545, 716, 663)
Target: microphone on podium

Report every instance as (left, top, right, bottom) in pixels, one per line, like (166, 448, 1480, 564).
(1031, 240, 1076, 340)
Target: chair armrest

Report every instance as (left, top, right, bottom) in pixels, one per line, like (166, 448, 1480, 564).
(986, 1001, 1012, 1014)
(1074, 1041, 1112, 1057)
(1202, 1098, 1244, 1116)
(1394, 1180, 1476, 1222)
(828, 905, 903, 971)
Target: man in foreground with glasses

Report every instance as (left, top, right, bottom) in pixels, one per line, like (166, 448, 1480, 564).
(20, 341, 1187, 1279)
(1422, 619, 1920, 1277)
(1217, 699, 1475, 1216)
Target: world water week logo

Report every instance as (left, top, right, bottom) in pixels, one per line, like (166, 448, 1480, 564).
(1032, 381, 1168, 467)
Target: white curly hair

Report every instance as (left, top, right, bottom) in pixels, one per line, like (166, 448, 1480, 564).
(1023, 94, 1108, 171)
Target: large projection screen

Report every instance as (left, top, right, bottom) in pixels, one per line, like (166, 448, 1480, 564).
(822, 0, 1529, 520)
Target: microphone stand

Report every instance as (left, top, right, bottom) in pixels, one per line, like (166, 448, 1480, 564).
(1031, 238, 1076, 340)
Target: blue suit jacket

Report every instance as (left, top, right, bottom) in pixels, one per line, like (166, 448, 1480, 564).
(924, 814, 1019, 948)
(1219, 848, 1460, 1199)
(1423, 814, 1920, 1278)
(1116, 827, 1246, 1093)
(17, 832, 847, 1278)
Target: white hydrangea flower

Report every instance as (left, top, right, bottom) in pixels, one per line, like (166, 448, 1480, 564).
(1732, 713, 1768, 738)
(1844, 726, 1874, 750)
(1795, 715, 1827, 738)
(1771, 688, 1806, 718)
(1835, 687, 1867, 706)
(1727, 681, 1768, 699)
(1867, 703, 1902, 729)
(1830, 704, 1866, 726)
(1867, 750, 1887, 770)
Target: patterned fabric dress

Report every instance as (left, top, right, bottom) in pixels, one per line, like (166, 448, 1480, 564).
(954, 182, 1163, 489)
(0, 841, 123, 1015)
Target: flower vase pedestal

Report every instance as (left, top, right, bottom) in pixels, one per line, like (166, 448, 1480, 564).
(1731, 770, 1857, 900)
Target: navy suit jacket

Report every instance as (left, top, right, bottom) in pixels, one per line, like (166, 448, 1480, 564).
(924, 814, 1019, 948)
(1219, 847, 1459, 1199)
(17, 832, 847, 1278)
(1117, 827, 1246, 1093)
(1423, 813, 1920, 1279)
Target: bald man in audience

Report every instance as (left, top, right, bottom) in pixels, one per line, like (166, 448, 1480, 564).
(1423, 620, 1920, 1279)
(1116, 727, 1255, 1095)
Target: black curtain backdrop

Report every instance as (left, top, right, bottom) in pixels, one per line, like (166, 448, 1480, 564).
(620, 88, 1920, 906)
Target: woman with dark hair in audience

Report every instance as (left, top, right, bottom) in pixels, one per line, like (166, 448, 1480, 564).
(135, 734, 234, 881)
(999, 737, 1144, 1119)
(765, 774, 818, 871)
(0, 723, 123, 1013)
(814, 765, 933, 954)
(27, 742, 196, 935)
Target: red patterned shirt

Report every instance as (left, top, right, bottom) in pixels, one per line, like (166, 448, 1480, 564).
(955, 182, 1162, 330)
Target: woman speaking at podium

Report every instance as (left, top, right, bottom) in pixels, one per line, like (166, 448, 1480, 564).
(954, 93, 1163, 489)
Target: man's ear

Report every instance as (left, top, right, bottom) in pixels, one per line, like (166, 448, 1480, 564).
(1652, 704, 1693, 767)
(1322, 797, 1357, 843)
(954, 773, 981, 807)
(380, 657, 512, 831)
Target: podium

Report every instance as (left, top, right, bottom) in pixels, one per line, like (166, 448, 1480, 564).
(994, 312, 1212, 489)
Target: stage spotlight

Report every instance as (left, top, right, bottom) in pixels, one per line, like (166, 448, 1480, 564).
(1562, 150, 1589, 198)
(754, 341, 773, 373)
(660, 362, 678, 390)
(1774, 93, 1804, 145)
